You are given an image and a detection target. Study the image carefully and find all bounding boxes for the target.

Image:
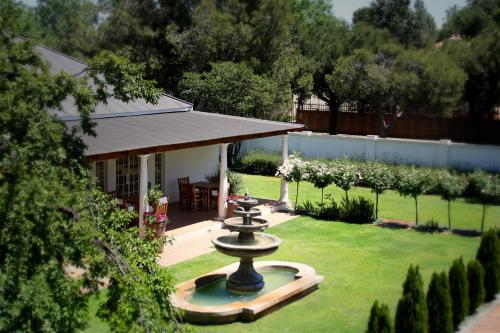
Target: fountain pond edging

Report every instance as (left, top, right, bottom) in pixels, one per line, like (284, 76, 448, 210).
(172, 197, 323, 324)
(172, 261, 324, 324)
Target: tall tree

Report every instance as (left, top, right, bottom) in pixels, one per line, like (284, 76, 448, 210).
(327, 46, 465, 137)
(36, 0, 100, 58)
(97, 0, 198, 91)
(0, 13, 178, 332)
(441, 0, 500, 120)
(353, 0, 436, 48)
(292, 0, 350, 134)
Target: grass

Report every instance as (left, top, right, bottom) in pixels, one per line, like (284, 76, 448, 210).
(84, 173, 497, 332)
(170, 217, 479, 332)
(240, 174, 500, 231)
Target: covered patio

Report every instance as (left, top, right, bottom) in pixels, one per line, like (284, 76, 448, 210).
(66, 109, 303, 236)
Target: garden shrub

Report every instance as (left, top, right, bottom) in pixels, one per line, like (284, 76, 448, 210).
(448, 258, 469, 330)
(331, 160, 362, 201)
(236, 150, 281, 176)
(476, 229, 500, 301)
(395, 265, 428, 333)
(467, 260, 485, 314)
(227, 170, 243, 195)
(436, 171, 466, 230)
(339, 196, 375, 224)
(295, 196, 340, 221)
(295, 200, 316, 217)
(426, 271, 453, 333)
(276, 155, 310, 209)
(396, 167, 428, 225)
(465, 170, 491, 198)
(363, 162, 395, 219)
(307, 161, 334, 204)
(415, 219, 441, 233)
(366, 300, 392, 333)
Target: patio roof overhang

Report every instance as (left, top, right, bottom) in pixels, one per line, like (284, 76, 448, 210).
(64, 110, 304, 161)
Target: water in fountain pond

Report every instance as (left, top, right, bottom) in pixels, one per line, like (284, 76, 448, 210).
(188, 268, 296, 306)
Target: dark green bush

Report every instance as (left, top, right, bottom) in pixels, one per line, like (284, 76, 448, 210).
(476, 229, 500, 301)
(295, 195, 340, 221)
(235, 150, 281, 176)
(395, 265, 428, 333)
(426, 271, 453, 333)
(449, 258, 469, 330)
(366, 300, 392, 333)
(467, 260, 485, 314)
(339, 196, 375, 224)
(295, 200, 316, 217)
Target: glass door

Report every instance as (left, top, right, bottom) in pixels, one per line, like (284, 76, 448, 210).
(116, 156, 139, 197)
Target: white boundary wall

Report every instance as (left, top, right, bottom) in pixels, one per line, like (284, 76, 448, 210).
(241, 132, 500, 172)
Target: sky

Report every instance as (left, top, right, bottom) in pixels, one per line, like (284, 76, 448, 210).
(22, 0, 467, 27)
(331, 0, 467, 27)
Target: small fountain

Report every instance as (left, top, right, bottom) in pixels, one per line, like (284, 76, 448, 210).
(172, 195, 323, 324)
(212, 195, 280, 293)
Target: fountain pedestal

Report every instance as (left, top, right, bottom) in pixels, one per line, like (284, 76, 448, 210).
(227, 257, 264, 293)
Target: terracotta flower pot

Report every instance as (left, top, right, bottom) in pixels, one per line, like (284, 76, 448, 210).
(146, 223, 166, 239)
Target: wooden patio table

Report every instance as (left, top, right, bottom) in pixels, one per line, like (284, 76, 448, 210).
(192, 182, 219, 210)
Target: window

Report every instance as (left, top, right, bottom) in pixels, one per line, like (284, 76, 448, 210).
(116, 156, 139, 197)
(155, 154, 163, 189)
(95, 161, 106, 190)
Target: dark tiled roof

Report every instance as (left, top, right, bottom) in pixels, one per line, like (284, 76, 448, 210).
(65, 111, 304, 159)
(25, 37, 192, 118)
(24, 37, 304, 157)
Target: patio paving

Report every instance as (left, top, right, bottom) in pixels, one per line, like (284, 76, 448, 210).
(157, 202, 296, 267)
(458, 296, 500, 333)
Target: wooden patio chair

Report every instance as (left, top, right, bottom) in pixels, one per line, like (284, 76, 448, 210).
(155, 202, 168, 215)
(191, 184, 205, 210)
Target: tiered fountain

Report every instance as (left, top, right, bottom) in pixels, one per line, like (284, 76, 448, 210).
(172, 196, 323, 324)
(212, 196, 281, 293)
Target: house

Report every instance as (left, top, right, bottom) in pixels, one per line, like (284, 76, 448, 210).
(35, 42, 304, 235)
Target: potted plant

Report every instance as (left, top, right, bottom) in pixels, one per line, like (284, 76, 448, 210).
(146, 184, 163, 212)
(143, 211, 168, 239)
(227, 194, 244, 218)
(144, 185, 168, 239)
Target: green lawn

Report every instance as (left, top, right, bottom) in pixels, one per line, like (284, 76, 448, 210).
(241, 174, 500, 231)
(84, 173, 497, 332)
(170, 217, 479, 332)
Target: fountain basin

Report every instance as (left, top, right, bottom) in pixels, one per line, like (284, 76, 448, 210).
(172, 261, 324, 324)
(212, 233, 281, 258)
(222, 217, 270, 234)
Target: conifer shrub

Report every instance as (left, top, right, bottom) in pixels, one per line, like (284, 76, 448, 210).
(467, 260, 485, 314)
(366, 300, 393, 333)
(449, 257, 469, 330)
(395, 265, 428, 333)
(426, 271, 453, 333)
(476, 229, 500, 301)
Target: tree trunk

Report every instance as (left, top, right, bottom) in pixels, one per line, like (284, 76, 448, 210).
(377, 107, 403, 138)
(414, 196, 419, 226)
(448, 200, 451, 230)
(481, 203, 486, 233)
(294, 181, 300, 210)
(376, 193, 379, 219)
(328, 100, 341, 135)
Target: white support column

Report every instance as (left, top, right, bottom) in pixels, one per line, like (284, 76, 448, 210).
(218, 143, 229, 220)
(279, 134, 290, 207)
(139, 154, 150, 238)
